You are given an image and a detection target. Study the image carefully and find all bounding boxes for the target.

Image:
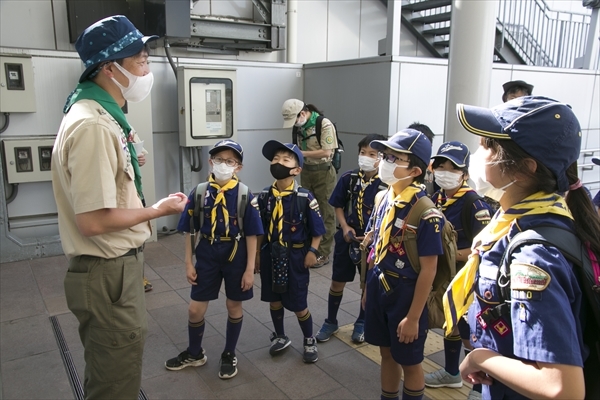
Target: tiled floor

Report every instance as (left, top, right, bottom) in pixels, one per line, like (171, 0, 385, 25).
(0, 234, 468, 399)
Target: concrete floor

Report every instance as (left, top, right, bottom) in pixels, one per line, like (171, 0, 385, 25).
(0, 233, 468, 399)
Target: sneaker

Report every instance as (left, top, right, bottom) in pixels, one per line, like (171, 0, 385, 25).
(143, 277, 153, 292)
(303, 337, 318, 363)
(467, 390, 482, 400)
(165, 349, 207, 371)
(315, 320, 339, 342)
(351, 322, 365, 343)
(218, 351, 238, 379)
(269, 332, 291, 356)
(310, 255, 330, 269)
(424, 368, 463, 388)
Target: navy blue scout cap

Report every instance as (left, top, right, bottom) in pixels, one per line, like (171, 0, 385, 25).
(262, 140, 304, 168)
(76, 15, 158, 83)
(370, 129, 432, 166)
(456, 96, 582, 193)
(432, 141, 470, 168)
(209, 139, 244, 162)
(592, 158, 600, 166)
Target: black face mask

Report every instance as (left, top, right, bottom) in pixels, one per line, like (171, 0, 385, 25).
(270, 163, 296, 180)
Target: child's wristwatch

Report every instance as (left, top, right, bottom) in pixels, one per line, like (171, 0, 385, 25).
(308, 247, 320, 257)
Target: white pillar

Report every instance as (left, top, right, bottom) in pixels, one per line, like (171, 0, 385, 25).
(444, 0, 498, 151)
(583, 8, 600, 70)
(386, 0, 402, 57)
(287, 0, 298, 63)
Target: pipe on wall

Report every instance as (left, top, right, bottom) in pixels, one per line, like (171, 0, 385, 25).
(287, 0, 298, 63)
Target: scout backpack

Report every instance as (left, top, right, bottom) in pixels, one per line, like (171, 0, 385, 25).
(495, 226, 600, 399)
(189, 181, 249, 250)
(373, 191, 458, 329)
(293, 115, 344, 173)
(257, 185, 311, 243)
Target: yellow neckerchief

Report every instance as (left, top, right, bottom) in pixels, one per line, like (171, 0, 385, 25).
(442, 192, 573, 336)
(356, 169, 379, 229)
(209, 174, 239, 241)
(269, 180, 296, 245)
(374, 183, 422, 265)
(435, 182, 470, 212)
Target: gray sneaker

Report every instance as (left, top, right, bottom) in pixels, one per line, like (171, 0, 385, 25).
(467, 389, 482, 400)
(165, 349, 207, 371)
(269, 332, 291, 356)
(303, 337, 318, 363)
(315, 320, 339, 342)
(424, 368, 463, 388)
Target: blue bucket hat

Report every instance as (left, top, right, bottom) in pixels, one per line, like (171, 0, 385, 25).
(456, 96, 582, 192)
(76, 15, 158, 83)
(370, 129, 432, 166)
(262, 140, 304, 168)
(209, 139, 244, 162)
(432, 141, 470, 168)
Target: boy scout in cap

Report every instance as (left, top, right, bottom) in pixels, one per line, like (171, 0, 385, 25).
(282, 99, 337, 268)
(425, 141, 492, 399)
(52, 15, 187, 399)
(256, 140, 326, 363)
(446, 96, 598, 399)
(363, 129, 444, 400)
(166, 140, 263, 379)
(501, 80, 534, 102)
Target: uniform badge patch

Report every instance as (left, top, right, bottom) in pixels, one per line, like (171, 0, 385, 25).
(309, 199, 320, 211)
(421, 208, 443, 220)
(492, 320, 510, 336)
(250, 197, 260, 211)
(188, 209, 193, 216)
(291, 226, 297, 232)
(474, 209, 491, 221)
(325, 136, 333, 144)
(395, 259, 405, 269)
(511, 263, 551, 291)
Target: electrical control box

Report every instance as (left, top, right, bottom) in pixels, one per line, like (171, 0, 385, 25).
(0, 54, 36, 113)
(177, 67, 236, 147)
(2, 138, 55, 183)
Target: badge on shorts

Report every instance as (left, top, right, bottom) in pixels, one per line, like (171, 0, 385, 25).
(511, 263, 551, 291)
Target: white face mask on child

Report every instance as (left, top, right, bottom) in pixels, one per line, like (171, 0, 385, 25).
(378, 161, 411, 185)
(358, 156, 377, 172)
(468, 146, 515, 201)
(212, 163, 236, 181)
(434, 170, 463, 190)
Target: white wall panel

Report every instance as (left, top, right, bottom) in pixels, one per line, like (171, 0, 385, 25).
(149, 60, 179, 133)
(191, 0, 211, 15)
(297, 0, 328, 63)
(489, 65, 513, 106)
(211, 0, 254, 20)
(53, 0, 73, 51)
(359, 0, 387, 58)
(0, 0, 56, 49)
(587, 73, 600, 130)
(327, 0, 361, 61)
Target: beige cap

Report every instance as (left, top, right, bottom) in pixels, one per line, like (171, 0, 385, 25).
(281, 99, 304, 128)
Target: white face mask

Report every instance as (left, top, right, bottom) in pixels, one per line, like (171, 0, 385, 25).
(468, 146, 515, 201)
(212, 163, 236, 181)
(295, 115, 307, 127)
(378, 160, 411, 185)
(111, 62, 154, 103)
(434, 170, 463, 190)
(358, 156, 377, 172)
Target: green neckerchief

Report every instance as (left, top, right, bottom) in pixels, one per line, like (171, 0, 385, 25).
(300, 111, 320, 150)
(63, 81, 144, 203)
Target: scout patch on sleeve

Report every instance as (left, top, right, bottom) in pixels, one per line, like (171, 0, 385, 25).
(309, 198, 320, 211)
(250, 196, 260, 211)
(421, 208, 443, 221)
(475, 209, 491, 221)
(325, 135, 334, 144)
(510, 263, 551, 291)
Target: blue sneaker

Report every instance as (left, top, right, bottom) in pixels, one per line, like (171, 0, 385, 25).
(351, 322, 365, 343)
(315, 320, 339, 342)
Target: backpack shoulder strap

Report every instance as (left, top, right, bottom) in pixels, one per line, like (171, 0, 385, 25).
(461, 191, 483, 243)
(314, 115, 325, 148)
(403, 196, 439, 272)
(191, 181, 209, 250)
(237, 182, 249, 235)
(292, 126, 299, 145)
(295, 187, 311, 242)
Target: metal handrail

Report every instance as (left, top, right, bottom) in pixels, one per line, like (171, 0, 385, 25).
(403, 0, 592, 69)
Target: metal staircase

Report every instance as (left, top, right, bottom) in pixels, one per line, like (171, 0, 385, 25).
(398, 0, 592, 69)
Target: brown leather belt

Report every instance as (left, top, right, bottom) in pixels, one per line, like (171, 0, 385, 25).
(303, 162, 331, 171)
(123, 245, 144, 257)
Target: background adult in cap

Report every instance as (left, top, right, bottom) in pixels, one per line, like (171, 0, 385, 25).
(446, 96, 599, 399)
(51, 15, 187, 399)
(281, 99, 338, 268)
(501, 80, 534, 102)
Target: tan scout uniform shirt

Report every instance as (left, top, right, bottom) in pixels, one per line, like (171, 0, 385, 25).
(52, 99, 151, 259)
(300, 117, 338, 166)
